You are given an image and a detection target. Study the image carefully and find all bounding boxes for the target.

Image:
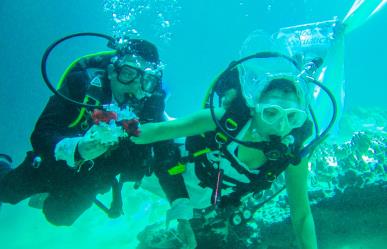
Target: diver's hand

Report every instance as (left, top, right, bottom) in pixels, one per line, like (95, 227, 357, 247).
(78, 124, 117, 160)
(177, 219, 197, 249)
(130, 122, 159, 144)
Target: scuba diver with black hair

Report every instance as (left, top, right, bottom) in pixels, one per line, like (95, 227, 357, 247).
(0, 37, 196, 247)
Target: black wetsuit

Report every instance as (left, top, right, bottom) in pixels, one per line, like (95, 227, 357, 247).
(0, 56, 188, 226)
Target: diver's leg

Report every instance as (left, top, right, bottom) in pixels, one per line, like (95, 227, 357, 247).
(0, 154, 12, 208)
(0, 154, 12, 179)
(314, 0, 385, 138)
(0, 152, 49, 204)
(42, 189, 95, 226)
(343, 0, 385, 35)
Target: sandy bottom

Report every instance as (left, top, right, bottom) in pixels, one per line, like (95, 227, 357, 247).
(0, 187, 169, 249)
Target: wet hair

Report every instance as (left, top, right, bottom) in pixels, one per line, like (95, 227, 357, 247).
(259, 78, 301, 103)
(117, 39, 160, 64)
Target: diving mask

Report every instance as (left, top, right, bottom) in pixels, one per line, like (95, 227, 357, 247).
(256, 103, 307, 129)
(114, 55, 162, 93)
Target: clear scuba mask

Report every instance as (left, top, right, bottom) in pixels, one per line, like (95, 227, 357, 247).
(256, 103, 307, 129)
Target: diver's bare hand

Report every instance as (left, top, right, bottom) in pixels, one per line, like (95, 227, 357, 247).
(130, 123, 159, 144)
(177, 219, 197, 249)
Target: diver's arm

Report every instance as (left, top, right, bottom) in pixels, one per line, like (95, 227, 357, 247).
(31, 71, 87, 161)
(31, 98, 79, 160)
(285, 158, 318, 249)
(132, 108, 226, 144)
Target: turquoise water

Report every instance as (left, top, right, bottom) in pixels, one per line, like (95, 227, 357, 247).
(0, 1, 386, 248)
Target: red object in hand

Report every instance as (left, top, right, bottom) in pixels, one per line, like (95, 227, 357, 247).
(91, 109, 140, 137)
(120, 119, 141, 137)
(92, 109, 118, 124)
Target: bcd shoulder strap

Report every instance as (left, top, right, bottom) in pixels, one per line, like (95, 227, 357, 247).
(67, 67, 108, 129)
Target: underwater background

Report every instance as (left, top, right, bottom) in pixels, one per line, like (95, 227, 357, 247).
(0, 0, 386, 249)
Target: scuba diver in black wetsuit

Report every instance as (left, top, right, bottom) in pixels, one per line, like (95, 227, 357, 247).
(0, 37, 192, 235)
